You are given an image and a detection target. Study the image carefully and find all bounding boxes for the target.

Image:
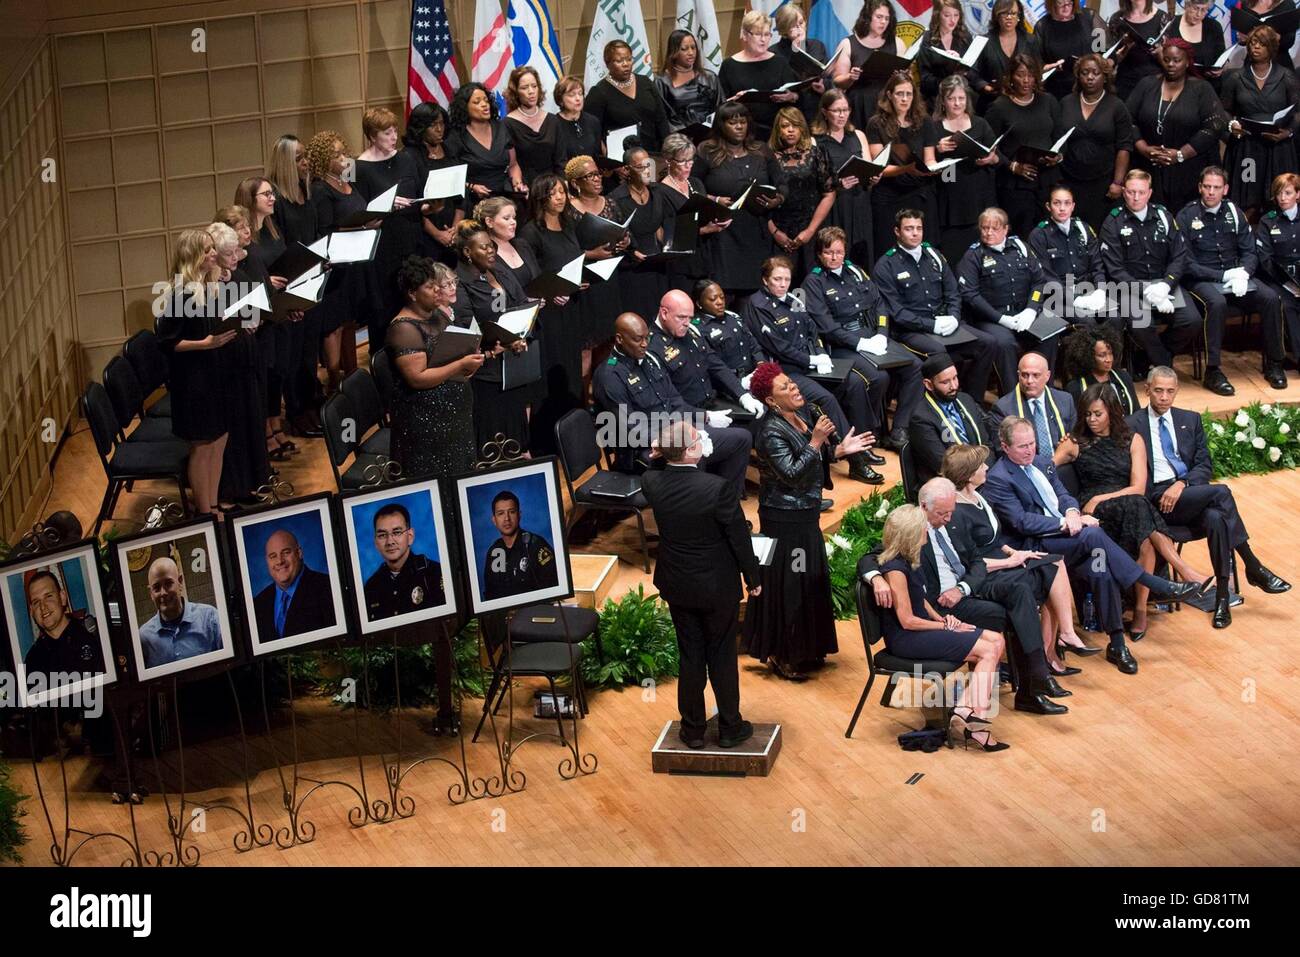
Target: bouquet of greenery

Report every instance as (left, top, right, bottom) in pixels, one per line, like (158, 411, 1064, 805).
(1202, 402, 1300, 478)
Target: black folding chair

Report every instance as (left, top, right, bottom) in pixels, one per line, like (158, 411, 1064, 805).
(320, 392, 388, 491)
(340, 369, 391, 456)
(369, 348, 396, 414)
(122, 330, 172, 418)
(898, 439, 920, 503)
(102, 356, 185, 448)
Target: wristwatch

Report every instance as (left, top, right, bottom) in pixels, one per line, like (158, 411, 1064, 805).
(1175, 150, 1185, 164)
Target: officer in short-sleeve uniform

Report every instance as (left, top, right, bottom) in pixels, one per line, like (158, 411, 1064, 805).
(23, 614, 105, 679)
(1256, 206, 1300, 372)
(957, 233, 1059, 373)
(364, 552, 445, 621)
(482, 531, 559, 601)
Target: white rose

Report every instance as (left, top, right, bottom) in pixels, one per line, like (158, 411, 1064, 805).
(1260, 404, 1272, 415)
(824, 541, 836, 557)
(1212, 422, 1225, 435)
(830, 533, 852, 551)
(1269, 446, 1282, 463)
(1235, 431, 1248, 443)
(875, 503, 890, 519)
(1280, 423, 1291, 435)
(1252, 436, 1266, 450)
(1235, 411, 1251, 427)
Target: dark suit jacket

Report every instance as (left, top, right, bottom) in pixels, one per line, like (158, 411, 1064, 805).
(1127, 405, 1214, 496)
(908, 390, 992, 485)
(640, 464, 759, 609)
(981, 454, 1080, 547)
(253, 565, 336, 643)
(919, 521, 989, 599)
(988, 386, 1076, 452)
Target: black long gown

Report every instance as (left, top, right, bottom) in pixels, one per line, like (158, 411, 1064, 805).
(1221, 63, 1300, 210)
(1072, 435, 1166, 558)
(771, 143, 835, 281)
(865, 115, 938, 257)
(816, 129, 875, 270)
(246, 223, 290, 419)
(984, 93, 1064, 237)
(156, 289, 227, 441)
(658, 174, 709, 290)
(385, 311, 475, 480)
(271, 182, 319, 420)
(218, 266, 270, 501)
(607, 181, 673, 320)
(1125, 74, 1225, 213)
(922, 115, 1000, 265)
(691, 144, 782, 293)
(310, 180, 379, 334)
(1059, 92, 1136, 228)
(354, 152, 424, 346)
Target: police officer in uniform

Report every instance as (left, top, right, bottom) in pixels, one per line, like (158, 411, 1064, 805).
(741, 255, 884, 483)
(364, 503, 445, 621)
(800, 226, 925, 450)
(1255, 173, 1300, 374)
(692, 279, 768, 383)
(593, 313, 753, 495)
(22, 569, 105, 680)
(872, 208, 1003, 405)
(1098, 170, 1201, 376)
(1175, 165, 1286, 393)
(1027, 185, 1111, 320)
(481, 491, 560, 601)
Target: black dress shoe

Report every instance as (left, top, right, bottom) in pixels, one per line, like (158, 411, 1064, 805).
(1041, 675, 1072, 698)
(718, 720, 754, 748)
(862, 449, 887, 466)
(1265, 363, 1288, 390)
(875, 428, 908, 452)
(820, 497, 834, 512)
(1048, 661, 1082, 677)
(1014, 692, 1069, 715)
(1246, 565, 1291, 594)
(1212, 596, 1232, 629)
(847, 457, 885, 484)
(678, 730, 706, 749)
(1160, 579, 1202, 602)
(1105, 644, 1139, 674)
(1128, 628, 1146, 642)
(1203, 367, 1235, 396)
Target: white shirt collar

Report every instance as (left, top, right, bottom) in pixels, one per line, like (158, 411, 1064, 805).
(902, 244, 923, 261)
(830, 265, 843, 277)
(989, 240, 1006, 252)
(1203, 202, 1222, 215)
(1055, 219, 1072, 235)
(1285, 206, 1298, 222)
(1131, 206, 1148, 221)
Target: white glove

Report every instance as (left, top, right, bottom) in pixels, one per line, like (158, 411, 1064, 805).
(933, 315, 959, 336)
(1073, 288, 1106, 314)
(696, 428, 714, 458)
(1143, 281, 1171, 306)
(705, 409, 733, 428)
(1014, 308, 1036, 332)
(856, 334, 888, 356)
(997, 314, 1019, 330)
(740, 372, 753, 390)
(810, 354, 834, 374)
(1153, 294, 1175, 315)
(739, 393, 764, 417)
(1228, 276, 1248, 297)
(1223, 266, 1249, 284)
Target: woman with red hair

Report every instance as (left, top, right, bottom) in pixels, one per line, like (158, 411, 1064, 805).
(740, 362, 873, 681)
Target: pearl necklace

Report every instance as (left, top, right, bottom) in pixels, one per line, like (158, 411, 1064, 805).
(518, 104, 541, 118)
(1081, 91, 1104, 106)
(611, 75, 635, 91)
(1252, 62, 1271, 82)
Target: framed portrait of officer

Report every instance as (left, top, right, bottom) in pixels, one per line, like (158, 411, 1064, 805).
(0, 541, 118, 707)
(455, 459, 572, 615)
(341, 478, 459, 634)
(111, 518, 237, 683)
(229, 495, 348, 656)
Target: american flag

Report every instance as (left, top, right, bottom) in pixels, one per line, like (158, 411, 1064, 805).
(408, 0, 461, 113)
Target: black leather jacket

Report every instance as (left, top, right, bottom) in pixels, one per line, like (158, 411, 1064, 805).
(756, 406, 833, 511)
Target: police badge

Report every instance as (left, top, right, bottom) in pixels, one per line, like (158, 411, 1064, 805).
(1191, 219, 1203, 230)
(411, 586, 424, 606)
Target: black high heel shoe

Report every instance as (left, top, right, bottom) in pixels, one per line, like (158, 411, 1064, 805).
(1048, 660, 1082, 677)
(1056, 636, 1101, 658)
(949, 709, 1006, 751)
(1196, 577, 1216, 598)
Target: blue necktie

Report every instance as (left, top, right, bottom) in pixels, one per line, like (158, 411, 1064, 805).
(943, 402, 968, 442)
(934, 529, 966, 580)
(1022, 464, 1063, 518)
(275, 589, 290, 637)
(1158, 415, 1188, 479)
(1031, 397, 1052, 457)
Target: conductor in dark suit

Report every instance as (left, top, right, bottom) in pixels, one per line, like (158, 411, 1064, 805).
(1128, 366, 1290, 629)
(908, 353, 992, 485)
(253, 529, 336, 643)
(641, 418, 761, 750)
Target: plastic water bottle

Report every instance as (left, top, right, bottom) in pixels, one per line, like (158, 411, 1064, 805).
(1082, 592, 1098, 632)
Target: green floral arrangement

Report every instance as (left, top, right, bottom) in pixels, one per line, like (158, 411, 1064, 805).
(826, 484, 908, 619)
(1202, 402, 1300, 478)
(580, 585, 679, 690)
(0, 760, 27, 864)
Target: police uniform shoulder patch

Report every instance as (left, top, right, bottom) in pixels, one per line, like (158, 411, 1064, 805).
(607, 356, 617, 365)
(1036, 220, 1047, 229)
(1109, 207, 1121, 217)
(1265, 210, 1278, 220)
(811, 266, 823, 274)
(537, 545, 552, 566)
(921, 241, 932, 248)
(885, 247, 896, 256)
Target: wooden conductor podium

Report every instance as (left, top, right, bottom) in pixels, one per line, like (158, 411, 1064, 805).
(651, 720, 782, 777)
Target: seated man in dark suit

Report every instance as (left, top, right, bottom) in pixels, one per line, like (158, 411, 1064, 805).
(988, 351, 1076, 455)
(641, 419, 761, 750)
(981, 416, 1199, 675)
(1128, 366, 1290, 629)
(907, 353, 992, 485)
(253, 529, 336, 644)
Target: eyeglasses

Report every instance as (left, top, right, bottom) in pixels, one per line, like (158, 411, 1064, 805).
(577, 170, 602, 180)
(745, 31, 773, 39)
(374, 528, 409, 541)
(256, 189, 275, 198)
(631, 162, 655, 171)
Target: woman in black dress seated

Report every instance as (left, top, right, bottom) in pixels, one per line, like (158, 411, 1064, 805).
(740, 362, 873, 681)
(1061, 325, 1140, 418)
(876, 504, 1009, 751)
(446, 83, 526, 203)
(768, 107, 835, 282)
(941, 443, 1097, 672)
(654, 29, 721, 133)
(586, 40, 672, 153)
(385, 257, 484, 481)
(1053, 384, 1212, 639)
(1222, 26, 1300, 220)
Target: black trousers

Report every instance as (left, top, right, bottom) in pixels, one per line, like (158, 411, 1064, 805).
(1149, 481, 1248, 581)
(896, 328, 1005, 403)
(783, 368, 852, 438)
(1269, 279, 1300, 363)
(668, 600, 743, 737)
(1129, 301, 1202, 368)
(971, 318, 1060, 384)
(1188, 281, 1284, 367)
(830, 346, 926, 431)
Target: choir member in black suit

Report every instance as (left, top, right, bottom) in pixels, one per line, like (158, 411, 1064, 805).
(402, 102, 459, 265)
(916, 0, 979, 103)
(1256, 173, 1300, 366)
(640, 419, 760, 749)
(1172, 0, 1228, 92)
(692, 103, 785, 296)
(829, 0, 906, 130)
(552, 75, 603, 169)
(657, 133, 717, 291)
(865, 70, 938, 262)
(504, 66, 559, 193)
(813, 89, 875, 269)
(1222, 26, 1300, 218)
(985, 55, 1064, 238)
(1037, 0, 1100, 101)
(609, 144, 673, 321)
(922, 75, 1000, 265)
(1235, 0, 1299, 70)
(1129, 367, 1291, 630)
(908, 353, 992, 486)
(586, 40, 672, 153)
(771, 4, 828, 122)
(157, 230, 237, 518)
(1127, 40, 1226, 213)
(719, 11, 800, 141)
(654, 29, 722, 132)
(1108, 0, 1171, 100)
(975, 0, 1042, 110)
(445, 83, 525, 201)
(768, 107, 835, 281)
(1060, 324, 1140, 419)
(1059, 54, 1135, 229)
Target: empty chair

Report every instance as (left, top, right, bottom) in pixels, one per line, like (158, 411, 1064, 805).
(898, 440, 920, 504)
(340, 369, 391, 457)
(122, 330, 172, 418)
(102, 356, 186, 449)
(320, 391, 389, 491)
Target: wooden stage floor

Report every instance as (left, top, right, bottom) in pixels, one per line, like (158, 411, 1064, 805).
(9, 349, 1300, 866)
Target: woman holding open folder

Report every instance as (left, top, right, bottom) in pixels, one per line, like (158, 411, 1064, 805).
(1221, 26, 1300, 218)
(985, 55, 1065, 238)
(720, 10, 801, 142)
(922, 75, 1000, 265)
(1107, 0, 1171, 100)
(865, 70, 938, 263)
(916, 0, 979, 103)
(828, 0, 906, 130)
(974, 0, 1042, 111)
(654, 29, 722, 133)
(1172, 0, 1228, 93)
(813, 89, 875, 270)
(586, 40, 672, 154)
(1036, 0, 1100, 102)
(1058, 54, 1135, 229)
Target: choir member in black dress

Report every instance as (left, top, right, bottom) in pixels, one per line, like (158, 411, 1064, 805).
(771, 4, 828, 122)
(1235, 0, 1299, 70)
(720, 11, 801, 140)
(740, 362, 874, 680)
(985, 55, 1065, 238)
(386, 256, 481, 479)
(866, 70, 938, 261)
(922, 75, 1001, 265)
(829, 0, 906, 130)
(565, 153, 630, 350)
(654, 29, 722, 132)
(657, 133, 719, 290)
(1174, 0, 1229, 92)
(1037, 0, 1100, 101)
(477, 195, 549, 409)
(975, 0, 1042, 110)
(586, 40, 672, 153)
(267, 134, 317, 247)
(504, 66, 559, 192)
(445, 83, 525, 202)
(1060, 324, 1140, 418)
(1052, 384, 1212, 639)
(692, 103, 785, 296)
(354, 106, 425, 347)
(1127, 39, 1226, 214)
(1222, 26, 1300, 218)
(609, 144, 674, 321)
(812, 89, 875, 269)
(1059, 54, 1135, 229)
(917, 0, 979, 102)
(552, 76, 603, 169)
(1257, 173, 1300, 365)
(158, 230, 237, 518)
(402, 102, 459, 265)
(767, 107, 835, 282)
(451, 221, 532, 457)
(1108, 0, 1171, 100)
